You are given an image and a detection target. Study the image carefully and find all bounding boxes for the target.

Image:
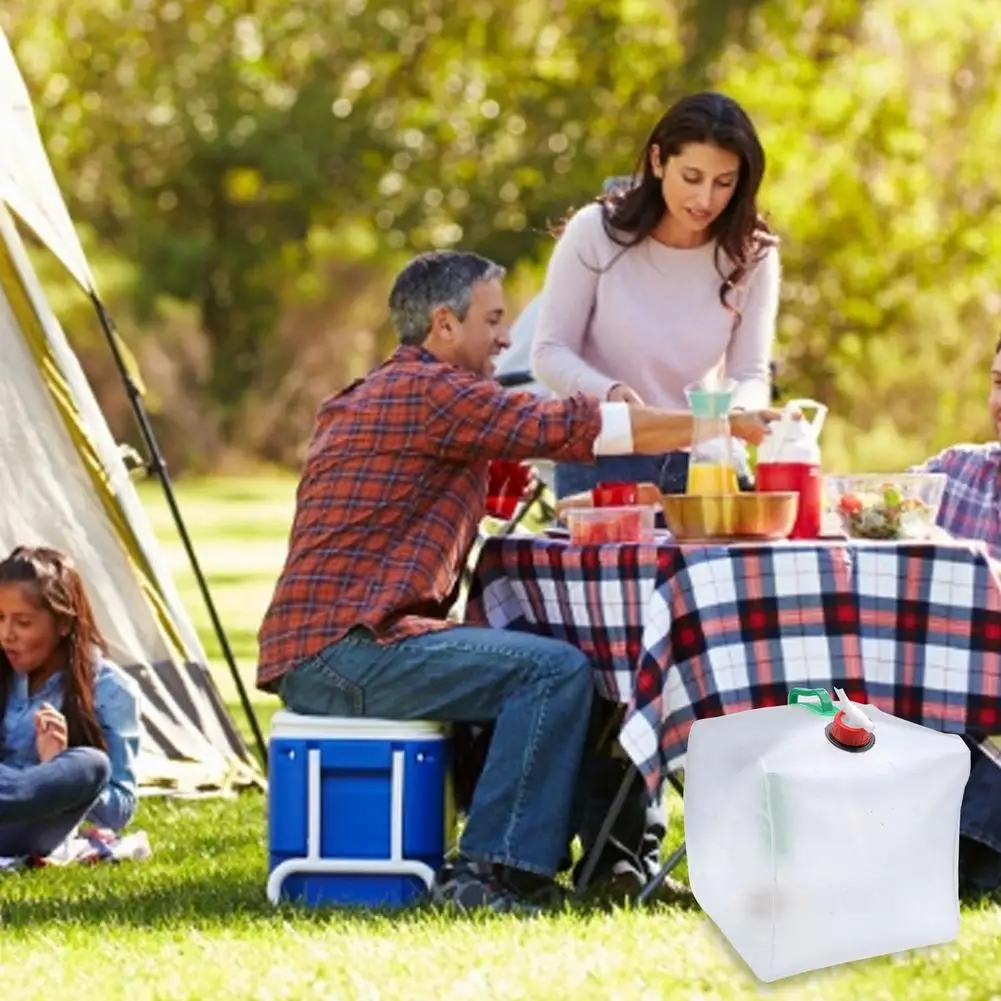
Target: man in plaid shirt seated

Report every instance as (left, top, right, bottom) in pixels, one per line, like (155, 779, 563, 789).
(911, 334, 1001, 896)
(257, 250, 776, 913)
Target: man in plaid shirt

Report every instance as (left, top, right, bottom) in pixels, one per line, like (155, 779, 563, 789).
(258, 250, 775, 913)
(910, 335, 1001, 561)
(911, 334, 1001, 896)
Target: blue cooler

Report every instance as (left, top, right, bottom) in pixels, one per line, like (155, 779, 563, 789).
(267, 711, 454, 908)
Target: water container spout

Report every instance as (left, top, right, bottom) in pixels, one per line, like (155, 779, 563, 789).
(833, 688, 874, 732)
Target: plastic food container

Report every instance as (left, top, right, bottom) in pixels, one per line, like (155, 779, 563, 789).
(824, 473, 947, 540)
(566, 505, 657, 545)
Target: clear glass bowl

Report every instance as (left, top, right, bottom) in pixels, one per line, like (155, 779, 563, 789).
(823, 473, 948, 540)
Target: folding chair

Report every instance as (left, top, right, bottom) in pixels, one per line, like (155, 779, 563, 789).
(573, 704, 688, 904)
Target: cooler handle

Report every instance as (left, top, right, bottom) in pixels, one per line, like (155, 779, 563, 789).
(788, 687, 837, 716)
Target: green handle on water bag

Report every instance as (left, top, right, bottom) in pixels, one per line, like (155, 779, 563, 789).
(788, 688, 837, 716)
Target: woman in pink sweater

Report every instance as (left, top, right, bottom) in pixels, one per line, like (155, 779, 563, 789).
(532, 92, 781, 902)
(532, 91, 780, 499)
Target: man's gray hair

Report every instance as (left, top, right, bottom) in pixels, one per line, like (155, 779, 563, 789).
(388, 251, 506, 346)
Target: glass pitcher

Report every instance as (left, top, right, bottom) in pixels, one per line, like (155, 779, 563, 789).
(685, 378, 740, 495)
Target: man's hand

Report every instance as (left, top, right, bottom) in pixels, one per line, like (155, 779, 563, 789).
(730, 409, 782, 447)
(35, 703, 69, 763)
(607, 383, 645, 405)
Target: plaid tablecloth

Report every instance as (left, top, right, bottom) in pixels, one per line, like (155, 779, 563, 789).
(465, 535, 1001, 792)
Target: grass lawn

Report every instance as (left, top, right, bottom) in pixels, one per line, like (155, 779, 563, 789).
(3, 474, 1001, 999)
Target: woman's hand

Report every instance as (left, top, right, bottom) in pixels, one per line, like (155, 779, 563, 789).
(607, 383, 645, 405)
(35, 703, 69, 763)
(730, 408, 782, 446)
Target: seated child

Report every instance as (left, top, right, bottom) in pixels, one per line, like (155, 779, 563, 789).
(0, 545, 140, 857)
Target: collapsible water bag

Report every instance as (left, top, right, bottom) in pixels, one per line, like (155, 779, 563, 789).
(684, 688, 970, 982)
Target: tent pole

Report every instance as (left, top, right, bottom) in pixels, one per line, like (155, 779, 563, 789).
(88, 293, 268, 770)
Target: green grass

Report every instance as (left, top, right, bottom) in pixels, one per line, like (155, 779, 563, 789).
(4, 474, 1001, 999)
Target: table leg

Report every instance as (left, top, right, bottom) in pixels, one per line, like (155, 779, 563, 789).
(572, 764, 636, 899)
(633, 767, 687, 906)
(574, 762, 689, 903)
(637, 841, 688, 905)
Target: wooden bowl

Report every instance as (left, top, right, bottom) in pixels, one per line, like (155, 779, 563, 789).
(660, 492, 799, 542)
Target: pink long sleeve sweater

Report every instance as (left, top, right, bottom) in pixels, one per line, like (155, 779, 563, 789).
(530, 202, 781, 411)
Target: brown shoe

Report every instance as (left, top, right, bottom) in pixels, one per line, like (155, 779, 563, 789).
(582, 861, 695, 905)
(640, 872, 696, 905)
(575, 860, 645, 902)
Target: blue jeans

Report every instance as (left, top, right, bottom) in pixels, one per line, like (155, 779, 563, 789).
(279, 626, 595, 878)
(0, 747, 111, 856)
(554, 452, 691, 499)
(958, 742, 1001, 893)
(555, 450, 755, 500)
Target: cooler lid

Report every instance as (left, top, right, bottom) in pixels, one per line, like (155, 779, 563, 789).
(269, 710, 447, 740)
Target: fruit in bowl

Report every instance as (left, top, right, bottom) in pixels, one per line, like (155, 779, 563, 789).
(823, 474, 948, 540)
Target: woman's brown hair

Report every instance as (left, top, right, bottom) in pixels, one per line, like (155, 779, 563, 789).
(0, 545, 107, 751)
(597, 91, 778, 321)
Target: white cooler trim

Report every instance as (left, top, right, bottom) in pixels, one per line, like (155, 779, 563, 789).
(269, 710, 446, 740)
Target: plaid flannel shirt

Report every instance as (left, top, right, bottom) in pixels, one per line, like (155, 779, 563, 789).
(911, 443, 1001, 559)
(256, 345, 602, 690)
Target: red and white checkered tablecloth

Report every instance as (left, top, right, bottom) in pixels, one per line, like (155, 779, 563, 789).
(465, 536, 1001, 792)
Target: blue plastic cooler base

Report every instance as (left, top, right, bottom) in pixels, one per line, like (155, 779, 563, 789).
(276, 872, 428, 909)
(266, 713, 452, 909)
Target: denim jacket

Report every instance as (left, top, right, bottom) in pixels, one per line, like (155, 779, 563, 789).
(1, 656, 141, 830)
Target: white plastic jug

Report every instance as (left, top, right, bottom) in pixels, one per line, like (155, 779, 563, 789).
(756, 399, 827, 466)
(684, 688, 970, 983)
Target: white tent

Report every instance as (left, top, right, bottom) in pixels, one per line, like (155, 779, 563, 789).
(0, 27, 261, 793)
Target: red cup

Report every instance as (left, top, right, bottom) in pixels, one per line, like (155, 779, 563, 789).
(488, 460, 531, 498)
(592, 481, 638, 507)
(486, 494, 520, 519)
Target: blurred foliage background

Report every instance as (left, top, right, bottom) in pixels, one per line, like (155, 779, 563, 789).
(2, 0, 1000, 473)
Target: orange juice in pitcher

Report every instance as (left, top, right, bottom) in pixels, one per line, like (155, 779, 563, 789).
(685, 378, 740, 496)
(687, 462, 740, 496)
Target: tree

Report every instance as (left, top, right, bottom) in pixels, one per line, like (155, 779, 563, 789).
(5, 0, 1001, 470)
(4, 0, 768, 427)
